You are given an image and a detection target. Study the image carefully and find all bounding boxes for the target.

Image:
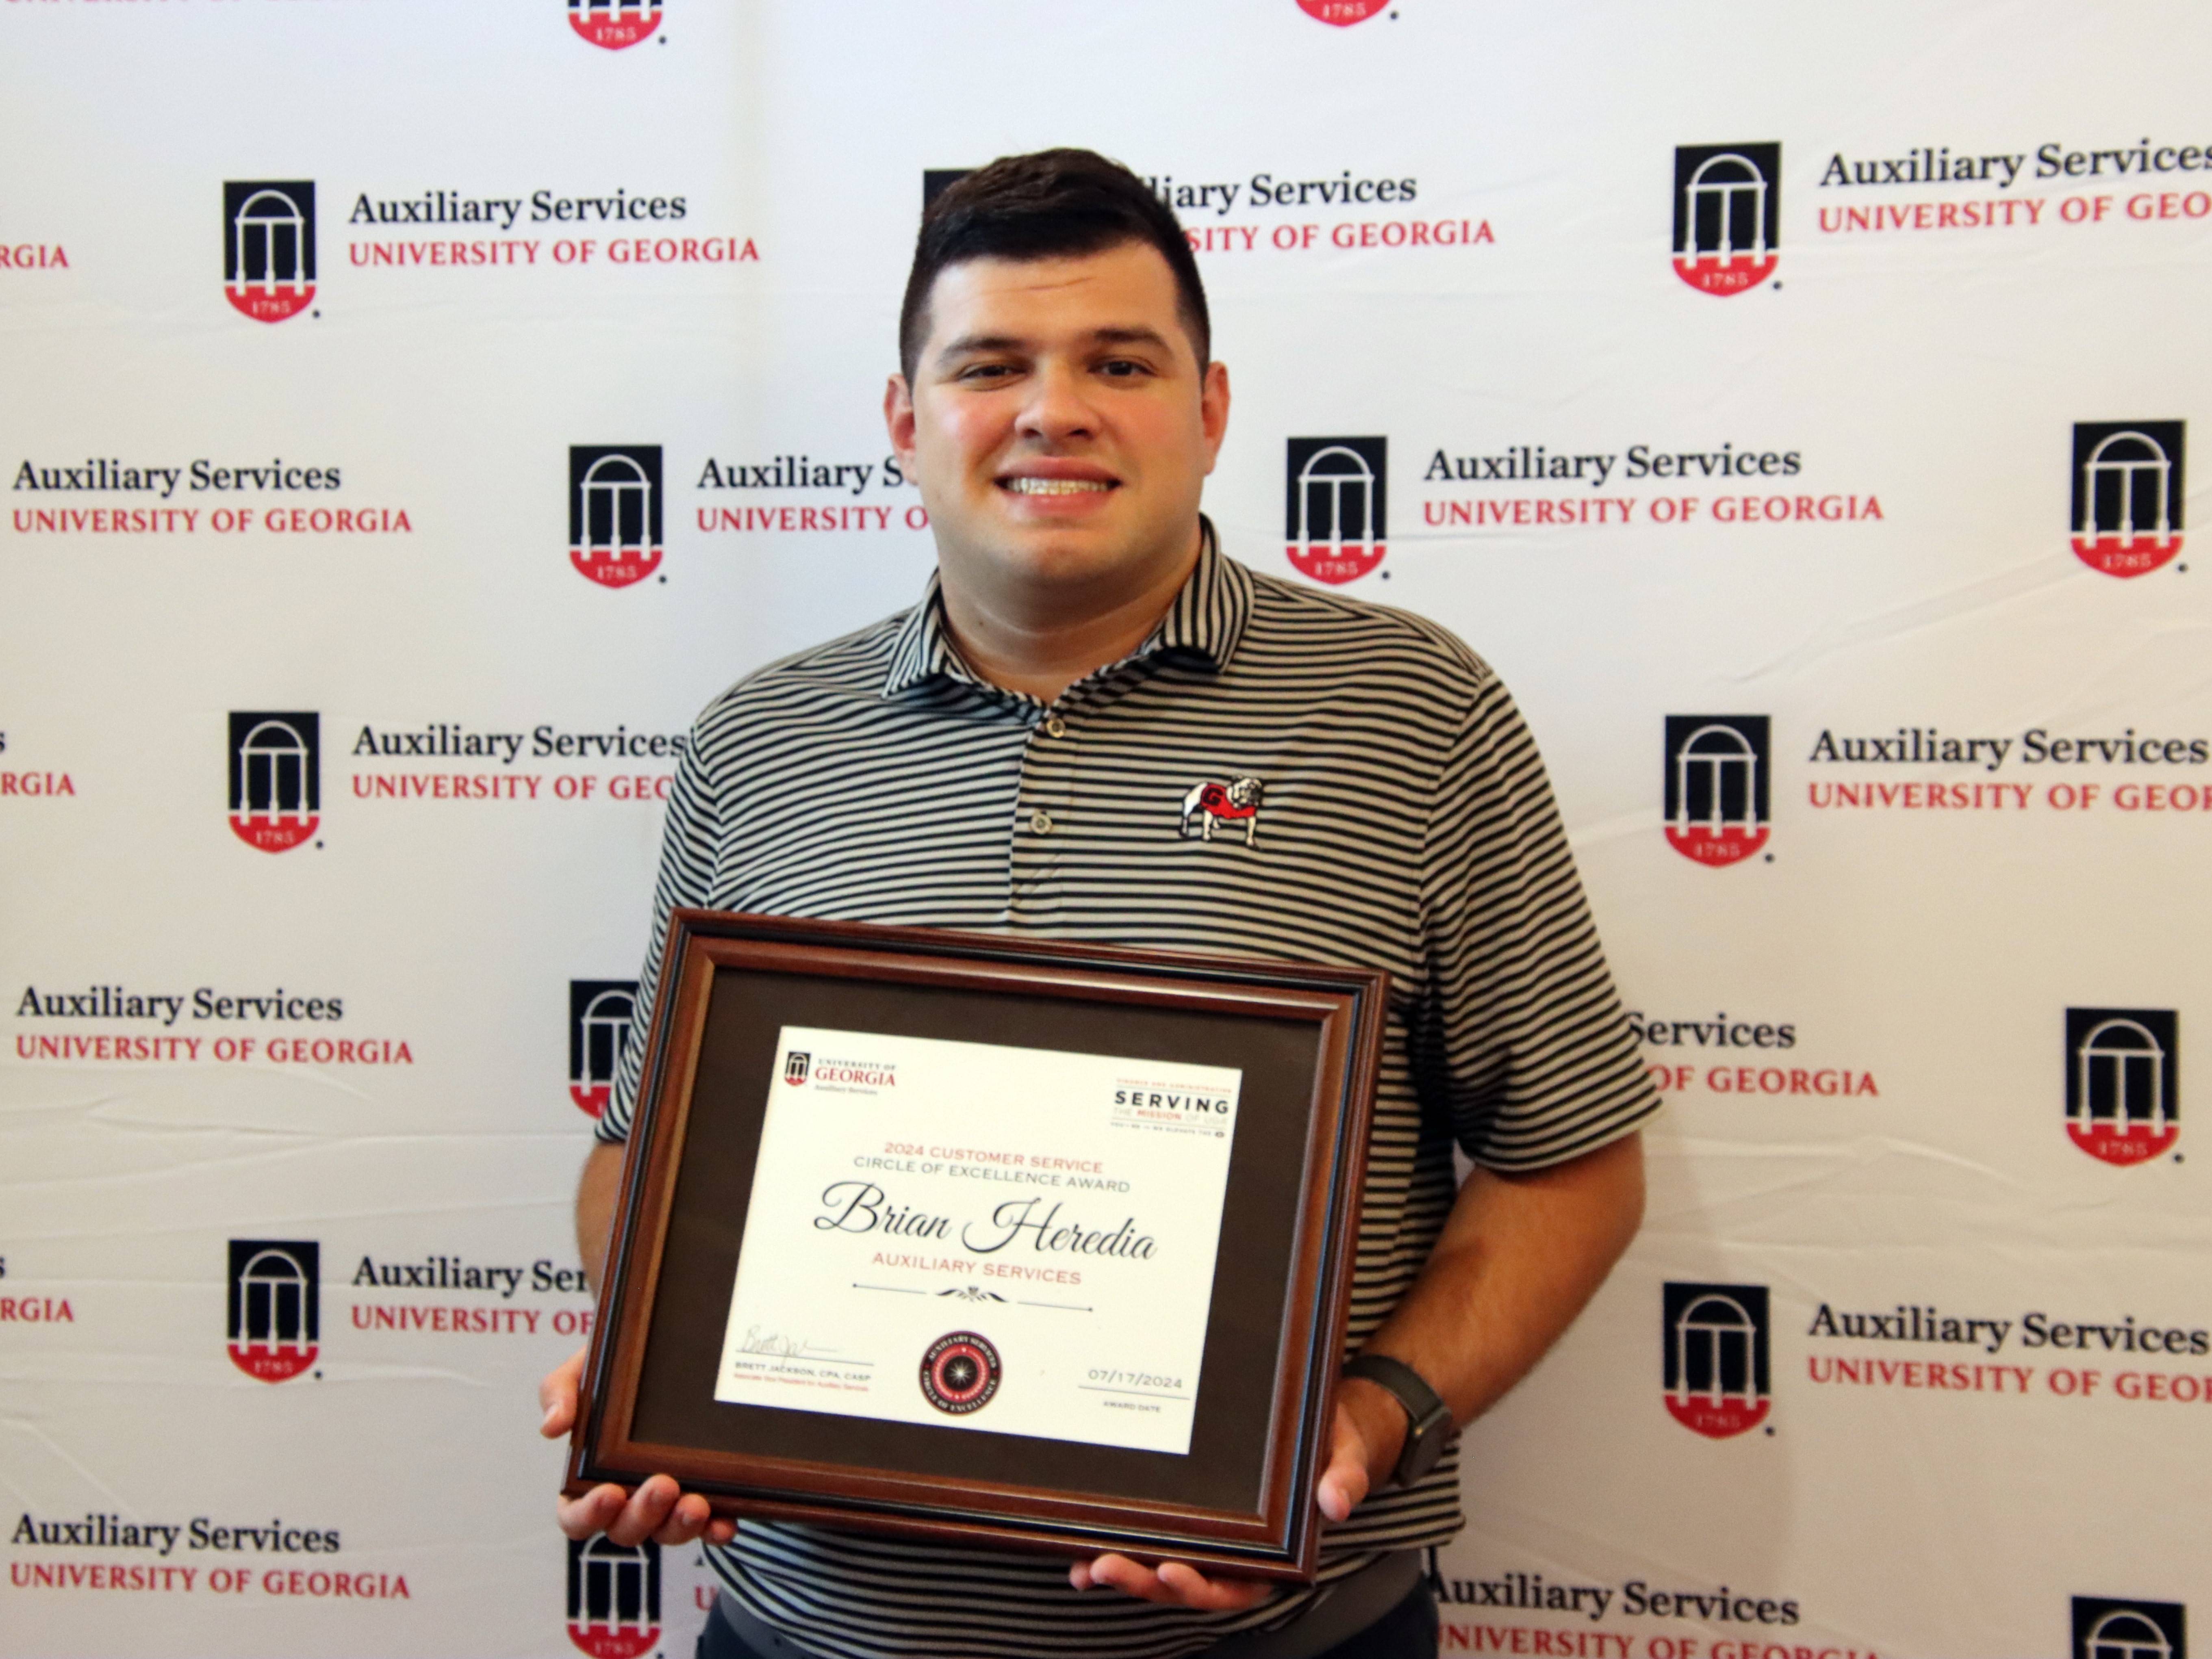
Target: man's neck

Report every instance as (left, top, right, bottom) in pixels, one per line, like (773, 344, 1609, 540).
(937, 524, 1204, 704)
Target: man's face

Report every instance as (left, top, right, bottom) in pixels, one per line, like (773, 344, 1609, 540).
(886, 240, 1230, 613)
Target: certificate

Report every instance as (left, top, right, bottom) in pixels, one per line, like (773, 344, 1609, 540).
(713, 1027, 1242, 1454)
(566, 911, 1385, 1582)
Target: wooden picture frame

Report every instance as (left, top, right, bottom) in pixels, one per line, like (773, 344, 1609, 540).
(565, 909, 1387, 1582)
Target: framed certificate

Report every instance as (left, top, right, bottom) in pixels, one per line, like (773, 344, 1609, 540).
(565, 910, 1387, 1582)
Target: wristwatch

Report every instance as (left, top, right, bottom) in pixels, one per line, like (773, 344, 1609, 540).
(1342, 1353, 1454, 1488)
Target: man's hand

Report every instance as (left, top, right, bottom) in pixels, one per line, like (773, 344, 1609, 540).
(1313, 1375, 1406, 1525)
(1070, 1134, 1645, 1611)
(1068, 1384, 1404, 1608)
(541, 1345, 736, 1548)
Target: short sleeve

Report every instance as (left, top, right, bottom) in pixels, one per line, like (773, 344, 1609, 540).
(596, 721, 722, 1145)
(1415, 676, 1659, 1169)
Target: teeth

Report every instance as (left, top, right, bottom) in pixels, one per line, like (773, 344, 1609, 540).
(1004, 477, 1111, 495)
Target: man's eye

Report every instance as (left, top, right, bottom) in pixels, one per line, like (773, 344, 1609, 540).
(1098, 360, 1148, 378)
(959, 363, 1015, 381)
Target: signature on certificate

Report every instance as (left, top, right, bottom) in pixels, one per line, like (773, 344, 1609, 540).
(739, 1325, 837, 1359)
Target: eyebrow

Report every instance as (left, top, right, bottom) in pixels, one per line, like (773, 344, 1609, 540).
(933, 325, 1176, 366)
(1088, 326, 1173, 350)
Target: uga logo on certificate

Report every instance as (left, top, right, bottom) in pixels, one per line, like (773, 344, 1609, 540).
(713, 1026, 1242, 1455)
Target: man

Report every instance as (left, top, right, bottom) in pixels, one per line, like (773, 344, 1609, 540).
(541, 149, 1657, 1659)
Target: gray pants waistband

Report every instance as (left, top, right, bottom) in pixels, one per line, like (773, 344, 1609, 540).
(714, 1549, 1422, 1659)
(1197, 1551, 1424, 1659)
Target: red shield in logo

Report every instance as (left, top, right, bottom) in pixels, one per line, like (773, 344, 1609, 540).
(1298, 0, 1389, 23)
(1287, 542, 1385, 585)
(567, 1539, 660, 1659)
(2070, 1118, 2180, 1165)
(1663, 822, 1770, 865)
(1672, 251, 1777, 298)
(228, 1240, 319, 1384)
(1663, 716, 1769, 867)
(569, 0, 662, 50)
(567, 1624, 656, 1659)
(1666, 1390, 1771, 1438)
(2071, 421, 2184, 577)
(226, 285, 315, 325)
(570, 981, 637, 1118)
(229, 813, 320, 853)
(229, 1337, 319, 1383)
(570, 549, 661, 588)
(569, 446, 664, 587)
(2066, 1009, 2179, 1165)
(223, 182, 316, 323)
(1286, 437, 1387, 584)
(1663, 1282, 1770, 1439)
(228, 713, 320, 854)
(1672, 145, 1779, 297)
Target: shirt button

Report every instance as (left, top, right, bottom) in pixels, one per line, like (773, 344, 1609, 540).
(1044, 716, 1068, 740)
(1029, 811, 1054, 835)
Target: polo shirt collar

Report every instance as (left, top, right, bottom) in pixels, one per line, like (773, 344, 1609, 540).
(880, 516, 1252, 699)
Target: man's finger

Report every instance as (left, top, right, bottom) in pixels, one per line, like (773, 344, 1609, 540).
(540, 1401, 572, 1438)
(540, 1348, 586, 1438)
(555, 1484, 626, 1542)
(1315, 1436, 1370, 1524)
(1156, 1560, 1271, 1611)
(1315, 1400, 1375, 1524)
(606, 1475, 682, 1548)
(651, 1491, 719, 1548)
(1079, 1554, 1181, 1605)
(1075, 1553, 1269, 1611)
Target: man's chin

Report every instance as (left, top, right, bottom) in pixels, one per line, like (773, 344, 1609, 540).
(973, 518, 1135, 576)
(933, 502, 1201, 596)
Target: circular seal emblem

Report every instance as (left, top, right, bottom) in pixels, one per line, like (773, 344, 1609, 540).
(919, 1331, 1001, 1415)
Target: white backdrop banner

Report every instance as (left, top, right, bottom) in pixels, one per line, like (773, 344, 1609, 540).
(4, 3, 2207, 1657)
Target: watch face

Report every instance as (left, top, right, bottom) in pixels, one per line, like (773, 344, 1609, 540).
(1399, 1420, 1449, 1484)
(1348, 1354, 1453, 1486)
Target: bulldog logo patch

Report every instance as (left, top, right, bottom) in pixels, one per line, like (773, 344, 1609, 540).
(1179, 777, 1264, 846)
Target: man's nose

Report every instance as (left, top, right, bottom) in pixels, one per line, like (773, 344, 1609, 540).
(1014, 360, 1098, 445)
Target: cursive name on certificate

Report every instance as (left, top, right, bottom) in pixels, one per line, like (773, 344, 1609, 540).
(812, 1181, 1159, 1258)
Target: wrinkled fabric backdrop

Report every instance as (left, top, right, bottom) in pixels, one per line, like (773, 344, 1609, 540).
(4, 3, 2207, 1656)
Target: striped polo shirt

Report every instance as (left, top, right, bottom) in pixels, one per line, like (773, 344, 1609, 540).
(600, 524, 1658, 1659)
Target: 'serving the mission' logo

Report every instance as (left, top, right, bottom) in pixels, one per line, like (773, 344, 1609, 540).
(223, 182, 316, 323)
(1664, 715, 1770, 866)
(1662, 1282, 1770, 1438)
(228, 1239, 319, 1383)
(569, 446, 664, 587)
(569, 980, 638, 1118)
(228, 712, 320, 853)
(2072, 421, 2185, 578)
(1285, 436, 1387, 584)
(569, 0, 661, 50)
(1673, 144, 1779, 296)
(2073, 1597, 2186, 1659)
(2067, 1008, 2179, 1165)
(566, 1537, 661, 1659)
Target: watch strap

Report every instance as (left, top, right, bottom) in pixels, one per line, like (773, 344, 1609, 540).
(1342, 1353, 1453, 1487)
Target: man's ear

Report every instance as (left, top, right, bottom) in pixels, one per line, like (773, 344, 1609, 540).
(1199, 360, 1231, 476)
(884, 373, 918, 469)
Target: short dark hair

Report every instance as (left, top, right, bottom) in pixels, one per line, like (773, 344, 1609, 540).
(899, 148, 1210, 382)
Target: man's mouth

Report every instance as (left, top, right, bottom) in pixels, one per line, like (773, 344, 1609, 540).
(1000, 477, 1115, 496)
